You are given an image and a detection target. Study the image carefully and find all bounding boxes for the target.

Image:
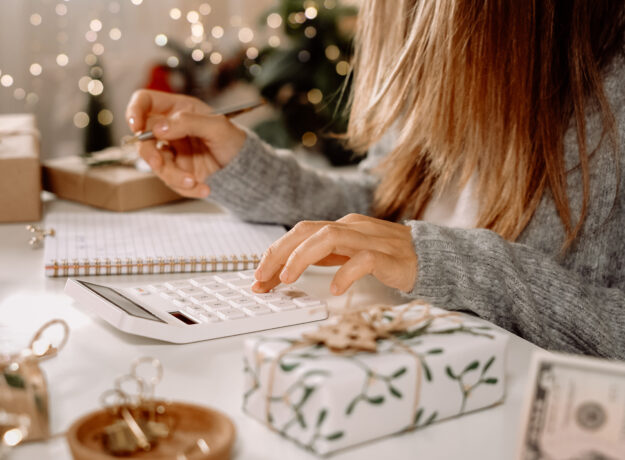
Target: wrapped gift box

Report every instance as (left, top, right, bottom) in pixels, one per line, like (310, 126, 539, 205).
(42, 149, 183, 212)
(243, 303, 509, 455)
(0, 114, 41, 222)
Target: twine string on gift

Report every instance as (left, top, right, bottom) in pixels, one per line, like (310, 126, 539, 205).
(263, 299, 460, 432)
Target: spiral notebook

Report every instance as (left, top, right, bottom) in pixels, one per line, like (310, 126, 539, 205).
(43, 212, 286, 277)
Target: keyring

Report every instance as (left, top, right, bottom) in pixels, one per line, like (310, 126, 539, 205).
(131, 357, 163, 399)
(28, 319, 70, 359)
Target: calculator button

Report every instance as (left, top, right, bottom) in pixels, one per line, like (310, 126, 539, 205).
(160, 291, 184, 301)
(200, 282, 229, 293)
(253, 293, 284, 304)
(216, 308, 247, 320)
(189, 276, 218, 285)
(164, 280, 194, 289)
(293, 297, 322, 308)
(242, 304, 272, 316)
(277, 288, 308, 300)
(268, 300, 297, 311)
(147, 284, 169, 293)
(214, 273, 243, 282)
(198, 312, 221, 323)
(227, 278, 253, 289)
(176, 287, 206, 297)
(189, 294, 218, 304)
(174, 299, 195, 309)
(237, 270, 256, 279)
(228, 298, 257, 309)
(216, 289, 245, 300)
(201, 301, 232, 311)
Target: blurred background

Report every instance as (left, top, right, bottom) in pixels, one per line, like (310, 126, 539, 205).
(0, 0, 360, 165)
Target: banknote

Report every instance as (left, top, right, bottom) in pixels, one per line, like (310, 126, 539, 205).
(516, 350, 625, 460)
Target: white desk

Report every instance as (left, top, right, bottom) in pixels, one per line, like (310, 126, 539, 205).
(0, 197, 537, 460)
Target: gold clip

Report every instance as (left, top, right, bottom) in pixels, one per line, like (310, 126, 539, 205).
(26, 225, 55, 249)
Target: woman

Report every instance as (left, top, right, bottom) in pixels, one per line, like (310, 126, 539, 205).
(126, 1, 625, 359)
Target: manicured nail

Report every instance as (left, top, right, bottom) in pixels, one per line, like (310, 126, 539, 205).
(128, 117, 136, 127)
(330, 283, 339, 295)
(182, 177, 195, 188)
(200, 185, 211, 197)
(280, 269, 289, 283)
(154, 120, 169, 132)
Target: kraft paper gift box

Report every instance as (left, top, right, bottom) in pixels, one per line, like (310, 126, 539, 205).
(0, 114, 41, 222)
(243, 303, 509, 456)
(42, 149, 183, 212)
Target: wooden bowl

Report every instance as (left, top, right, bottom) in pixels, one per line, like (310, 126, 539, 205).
(66, 401, 235, 460)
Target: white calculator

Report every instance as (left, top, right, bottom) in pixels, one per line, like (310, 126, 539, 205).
(64, 270, 328, 343)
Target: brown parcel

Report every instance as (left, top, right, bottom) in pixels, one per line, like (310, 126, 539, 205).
(0, 113, 41, 222)
(42, 151, 183, 212)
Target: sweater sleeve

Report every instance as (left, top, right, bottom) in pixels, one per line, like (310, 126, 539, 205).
(205, 130, 378, 226)
(406, 221, 625, 360)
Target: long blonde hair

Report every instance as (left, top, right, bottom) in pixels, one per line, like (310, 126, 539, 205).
(347, 0, 624, 247)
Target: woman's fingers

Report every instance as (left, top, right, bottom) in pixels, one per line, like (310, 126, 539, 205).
(255, 221, 333, 282)
(280, 226, 383, 284)
(125, 89, 210, 132)
(251, 267, 283, 293)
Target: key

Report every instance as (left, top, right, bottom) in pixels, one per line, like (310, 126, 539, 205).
(216, 289, 245, 300)
(176, 287, 206, 297)
(268, 300, 297, 311)
(146, 284, 169, 293)
(200, 300, 232, 311)
(293, 297, 322, 308)
(229, 298, 258, 309)
(216, 308, 247, 320)
(200, 282, 229, 293)
(253, 293, 285, 304)
(242, 304, 272, 316)
(160, 291, 183, 301)
(237, 270, 256, 279)
(189, 294, 218, 304)
(164, 280, 194, 289)
(198, 312, 221, 323)
(214, 273, 243, 282)
(189, 276, 219, 286)
(227, 278, 253, 289)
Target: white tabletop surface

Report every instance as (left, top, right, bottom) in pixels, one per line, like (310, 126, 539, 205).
(0, 196, 537, 460)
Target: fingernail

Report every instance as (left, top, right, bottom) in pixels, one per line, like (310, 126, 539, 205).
(201, 185, 211, 197)
(254, 268, 262, 280)
(251, 280, 262, 292)
(154, 120, 169, 132)
(128, 117, 136, 127)
(280, 269, 289, 283)
(183, 177, 195, 188)
(330, 283, 339, 295)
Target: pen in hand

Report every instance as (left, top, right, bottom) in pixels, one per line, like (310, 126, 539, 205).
(122, 99, 266, 146)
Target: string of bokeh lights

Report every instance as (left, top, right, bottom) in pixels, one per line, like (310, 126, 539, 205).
(0, 0, 350, 141)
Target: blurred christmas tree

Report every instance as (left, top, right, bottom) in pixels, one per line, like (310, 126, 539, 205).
(245, 0, 358, 165)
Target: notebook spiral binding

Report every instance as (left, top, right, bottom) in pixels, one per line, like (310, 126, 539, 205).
(45, 254, 262, 277)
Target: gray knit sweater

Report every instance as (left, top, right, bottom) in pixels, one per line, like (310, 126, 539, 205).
(207, 53, 625, 360)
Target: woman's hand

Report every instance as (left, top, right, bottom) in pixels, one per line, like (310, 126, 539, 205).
(253, 214, 418, 295)
(125, 89, 246, 198)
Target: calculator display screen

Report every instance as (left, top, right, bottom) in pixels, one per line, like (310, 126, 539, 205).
(78, 280, 164, 323)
